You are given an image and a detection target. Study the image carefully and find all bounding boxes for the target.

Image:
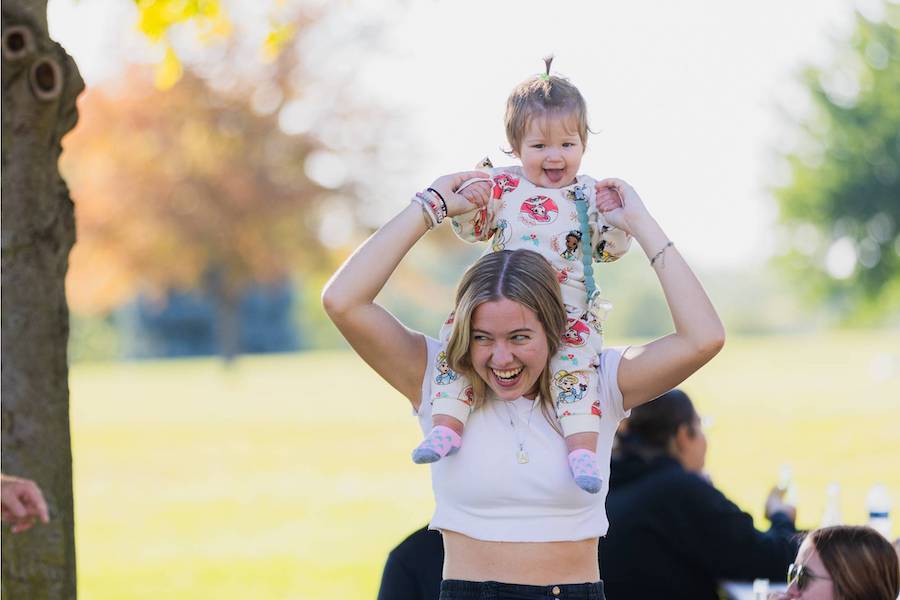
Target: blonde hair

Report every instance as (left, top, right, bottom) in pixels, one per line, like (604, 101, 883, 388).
(504, 56, 591, 155)
(445, 250, 567, 432)
(809, 526, 900, 600)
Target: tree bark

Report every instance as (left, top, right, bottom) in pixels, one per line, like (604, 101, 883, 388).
(1, 0, 83, 597)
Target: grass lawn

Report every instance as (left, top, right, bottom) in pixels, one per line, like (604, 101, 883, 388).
(70, 331, 900, 599)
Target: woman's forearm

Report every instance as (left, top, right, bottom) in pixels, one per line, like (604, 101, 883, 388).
(630, 215, 726, 356)
(321, 202, 429, 320)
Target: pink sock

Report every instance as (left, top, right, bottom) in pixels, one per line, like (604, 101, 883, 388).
(568, 449, 602, 494)
(411, 425, 462, 464)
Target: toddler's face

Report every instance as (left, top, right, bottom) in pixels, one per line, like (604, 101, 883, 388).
(515, 113, 584, 189)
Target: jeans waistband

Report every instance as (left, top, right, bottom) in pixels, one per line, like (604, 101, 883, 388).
(439, 579, 605, 600)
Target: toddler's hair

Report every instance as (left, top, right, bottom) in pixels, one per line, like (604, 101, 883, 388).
(504, 56, 590, 155)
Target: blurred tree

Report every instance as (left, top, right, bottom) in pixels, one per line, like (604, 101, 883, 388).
(61, 63, 337, 359)
(2, 0, 376, 594)
(2, 1, 82, 596)
(773, 4, 900, 320)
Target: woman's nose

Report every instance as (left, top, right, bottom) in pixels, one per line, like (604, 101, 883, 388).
(491, 342, 513, 364)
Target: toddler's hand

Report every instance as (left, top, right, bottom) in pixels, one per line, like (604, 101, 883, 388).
(459, 180, 492, 210)
(595, 183, 622, 213)
(428, 171, 492, 218)
(594, 178, 649, 236)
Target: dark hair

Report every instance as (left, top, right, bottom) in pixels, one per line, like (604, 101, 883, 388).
(620, 389, 697, 453)
(808, 525, 899, 600)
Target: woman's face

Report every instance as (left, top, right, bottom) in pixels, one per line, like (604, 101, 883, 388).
(785, 538, 834, 599)
(677, 415, 708, 473)
(469, 298, 550, 401)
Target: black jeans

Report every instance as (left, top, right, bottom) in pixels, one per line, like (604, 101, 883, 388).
(439, 579, 605, 600)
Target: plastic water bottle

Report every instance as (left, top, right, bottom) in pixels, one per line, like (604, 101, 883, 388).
(821, 482, 842, 527)
(778, 464, 798, 505)
(866, 484, 892, 539)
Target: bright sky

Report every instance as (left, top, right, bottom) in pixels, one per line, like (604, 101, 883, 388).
(48, 0, 867, 268)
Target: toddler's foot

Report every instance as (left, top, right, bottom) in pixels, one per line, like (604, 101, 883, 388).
(412, 425, 462, 464)
(568, 449, 602, 494)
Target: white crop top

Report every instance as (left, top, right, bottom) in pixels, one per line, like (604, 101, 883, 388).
(415, 336, 631, 542)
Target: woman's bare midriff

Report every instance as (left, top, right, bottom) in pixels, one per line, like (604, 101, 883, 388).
(441, 530, 600, 585)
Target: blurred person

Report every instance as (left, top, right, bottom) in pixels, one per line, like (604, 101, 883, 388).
(770, 525, 899, 600)
(323, 157, 723, 596)
(411, 57, 632, 496)
(377, 526, 444, 600)
(1, 473, 50, 534)
(600, 389, 799, 599)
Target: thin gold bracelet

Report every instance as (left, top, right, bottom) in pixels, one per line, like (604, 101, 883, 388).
(650, 241, 674, 267)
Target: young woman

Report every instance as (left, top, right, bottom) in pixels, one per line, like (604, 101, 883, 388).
(322, 170, 725, 598)
(773, 525, 899, 600)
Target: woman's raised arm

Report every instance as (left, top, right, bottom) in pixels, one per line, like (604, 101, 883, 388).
(595, 178, 726, 411)
(321, 171, 491, 405)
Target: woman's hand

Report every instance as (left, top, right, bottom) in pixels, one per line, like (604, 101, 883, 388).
(429, 171, 492, 218)
(594, 178, 651, 236)
(764, 486, 797, 523)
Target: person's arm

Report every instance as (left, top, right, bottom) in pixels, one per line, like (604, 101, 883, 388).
(321, 171, 491, 407)
(594, 179, 726, 411)
(683, 477, 800, 582)
(1, 474, 50, 534)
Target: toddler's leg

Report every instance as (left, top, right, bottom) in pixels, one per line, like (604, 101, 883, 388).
(553, 318, 603, 493)
(412, 415, 464, 464)
(565, 432, 602, 494)
(413, 322, 470, 464)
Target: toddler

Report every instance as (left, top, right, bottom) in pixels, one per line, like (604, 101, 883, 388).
(412, 58, 631, 494)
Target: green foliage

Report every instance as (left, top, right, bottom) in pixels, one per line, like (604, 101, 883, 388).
(773, 4, 900, 320)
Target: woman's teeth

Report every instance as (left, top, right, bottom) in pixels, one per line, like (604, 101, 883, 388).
(493, 367, 523, 381)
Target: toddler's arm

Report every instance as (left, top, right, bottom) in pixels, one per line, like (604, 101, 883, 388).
(592, 180, 633, 262)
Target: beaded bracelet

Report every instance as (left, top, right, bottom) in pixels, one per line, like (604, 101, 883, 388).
(411, 195, 438, 229)
(417, 191, 444, 225)
(425, 187, 448, 219)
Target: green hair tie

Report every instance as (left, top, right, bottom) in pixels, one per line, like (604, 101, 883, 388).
(539, 73, 550, 81)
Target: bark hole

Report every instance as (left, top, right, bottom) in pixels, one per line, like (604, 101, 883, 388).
(30, 57, 62, 100)
(2, 25, 33, 60)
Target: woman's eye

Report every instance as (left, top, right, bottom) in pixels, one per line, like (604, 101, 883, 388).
(512, 335, 529, 342)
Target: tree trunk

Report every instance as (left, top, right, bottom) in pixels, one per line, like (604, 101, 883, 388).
(1, 1, 83, 597)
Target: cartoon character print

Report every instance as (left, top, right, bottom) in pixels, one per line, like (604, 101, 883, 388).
(444, 312, 455, 327)
(551, 229, 583, 262)
(458, 385, 474, 406)
(595, 225, 617, 262)
(519, 195, 558, 226)
(564, 184, 591, 206)
(553, 369, 588, 413)
(472, 206, 493, 240)
(556, 265, 574, 284)
(562, 318, 590, 347)
(434, 350, 459, 385)
(491, 219, 511, 252)
(591, 400, 602, 417)
(587, 293, 612, 334)
(492, 173, 520, 199)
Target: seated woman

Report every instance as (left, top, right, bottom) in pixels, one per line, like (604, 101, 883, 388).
(772, 525, 899, 600)
(322, 171, 725, 598)
(601, 389, 800, 599)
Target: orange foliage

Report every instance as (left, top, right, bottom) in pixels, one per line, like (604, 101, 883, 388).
(62, 67, 327, 314)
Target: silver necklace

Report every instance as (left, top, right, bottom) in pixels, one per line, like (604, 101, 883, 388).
(504, 397, 539, 464)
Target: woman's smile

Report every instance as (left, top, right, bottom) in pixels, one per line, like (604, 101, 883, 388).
(470, 298, 550, 400)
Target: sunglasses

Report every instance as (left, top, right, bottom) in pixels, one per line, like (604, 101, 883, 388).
(788, 563, 832, 591)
